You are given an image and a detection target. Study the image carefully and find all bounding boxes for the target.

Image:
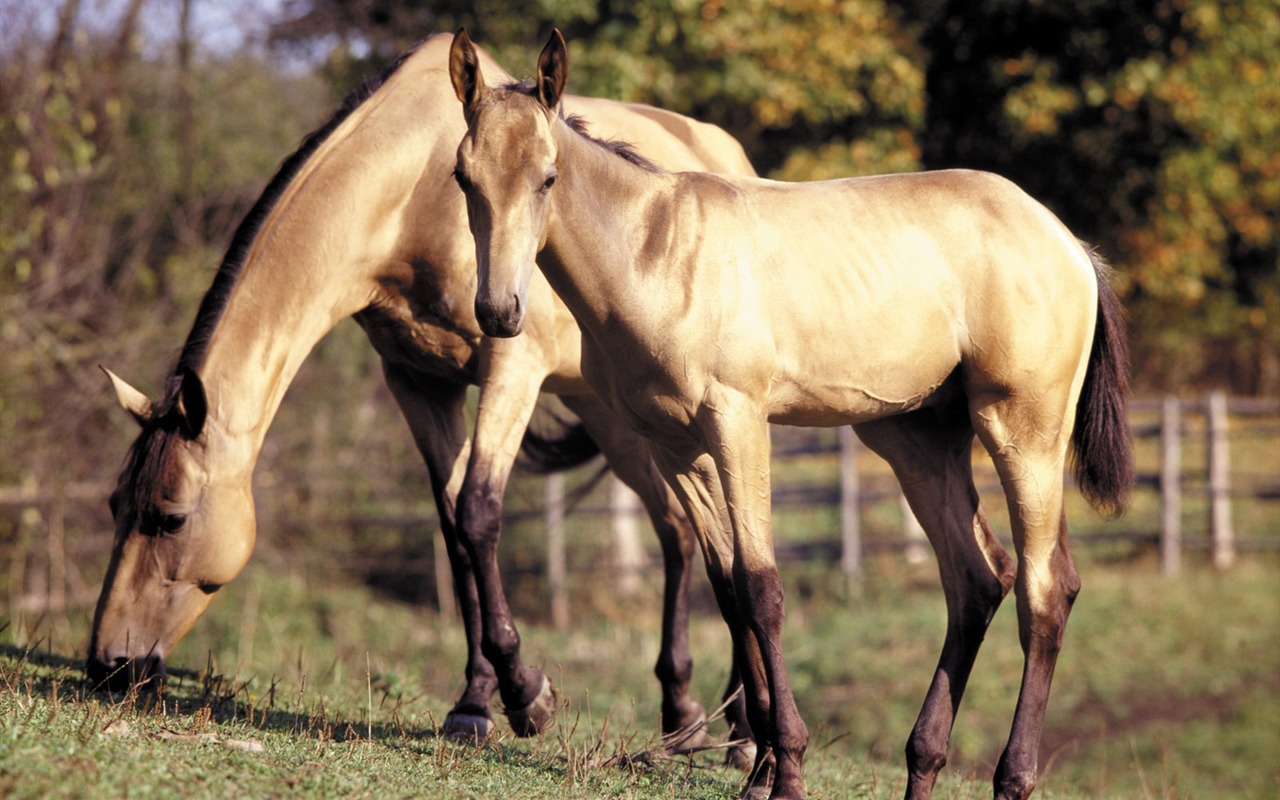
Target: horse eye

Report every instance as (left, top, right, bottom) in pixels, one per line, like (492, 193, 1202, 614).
(453, 167, 471, 191)
(159, 513, 187, 535)
(541, 173, 558, 192)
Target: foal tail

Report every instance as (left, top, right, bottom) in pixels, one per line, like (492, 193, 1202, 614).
(1072, 242, 1135, 518)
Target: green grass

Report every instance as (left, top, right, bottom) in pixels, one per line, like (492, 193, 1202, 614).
(4, 552, 1278, 799)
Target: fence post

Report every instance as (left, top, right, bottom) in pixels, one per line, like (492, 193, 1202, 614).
(1160, 396, 1182, 576)
(838, 426, 862, 581)
(546, 473, 569, 628)
(1207, 391, 1234, 570)
(900, 492, 928, 564)
(610, 477, 647, 596)
(434, 531, 457, 619)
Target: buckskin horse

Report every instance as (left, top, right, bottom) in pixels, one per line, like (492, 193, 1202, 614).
(88, 32, 758, 751)
(448, 29, 1132, 800)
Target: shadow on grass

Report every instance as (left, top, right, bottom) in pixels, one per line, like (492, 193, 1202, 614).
(0, 638, 443, 744)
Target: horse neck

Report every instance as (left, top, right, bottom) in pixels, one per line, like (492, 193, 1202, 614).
(541, 121, 673, 335)
(192, 114, 435, 465)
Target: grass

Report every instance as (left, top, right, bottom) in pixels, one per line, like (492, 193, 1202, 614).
(3, 550, 1278, 799)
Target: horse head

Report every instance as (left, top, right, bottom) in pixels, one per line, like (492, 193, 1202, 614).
(449, 28, 568, 339)
(87, 367, 256, 691)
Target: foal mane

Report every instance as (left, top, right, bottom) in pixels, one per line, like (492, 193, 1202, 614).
(500, 80, 662, 174)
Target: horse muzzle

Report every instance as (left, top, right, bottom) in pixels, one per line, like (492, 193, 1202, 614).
(86, 651, 167, 693)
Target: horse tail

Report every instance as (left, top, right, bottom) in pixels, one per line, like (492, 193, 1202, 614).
(518, 406, 603, 474)
(1071, 242, 1135, 518)
(518, 407, 611, 511)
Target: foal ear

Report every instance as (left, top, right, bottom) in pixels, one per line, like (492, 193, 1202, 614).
(101, 366, 153, 427)
(536, 29, 568, 112)
(449, 28, 486, 113)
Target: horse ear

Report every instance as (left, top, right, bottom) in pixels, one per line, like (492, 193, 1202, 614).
(175, 366, 208, 439)
(101, 366, 153, 427)
(536, 29, 568, 112)
(449, 28, 486, 113)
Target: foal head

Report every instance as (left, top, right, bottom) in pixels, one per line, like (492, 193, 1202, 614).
(88, 368, 256, 691)
(449, 28, 568, 338)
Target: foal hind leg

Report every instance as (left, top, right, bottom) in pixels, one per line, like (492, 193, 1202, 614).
(855, 411, 1016, 800)
(560, 394, 713, 749)
(971, 394, 1081, 800)
(382, 364, 497, 740)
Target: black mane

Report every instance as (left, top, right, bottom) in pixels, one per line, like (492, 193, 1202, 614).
(166, 40, 423, 406)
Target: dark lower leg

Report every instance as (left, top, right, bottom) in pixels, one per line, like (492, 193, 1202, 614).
(652, 516, 706, 739)
(459, 480, 554, 735)
(994, 535, 1079, 800)
(738, 566, 808, 800)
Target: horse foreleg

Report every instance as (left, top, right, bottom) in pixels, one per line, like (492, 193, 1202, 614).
(459, 352, 558, 737)
(382, 363, 498, 740)
(560, 395, 711, 748)
(855, 414, 1015, 800)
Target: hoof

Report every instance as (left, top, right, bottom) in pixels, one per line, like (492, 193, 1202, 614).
(726, 740, 758, 773)
(505, 672, 557, 737)
(739, 786, 772, 800)
(666, 711, 712, 753)
(441, 711, 495, 743)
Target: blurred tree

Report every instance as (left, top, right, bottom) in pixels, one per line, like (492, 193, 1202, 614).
(1, 0, 331, 609)
(902, 0, 1279, 393)
(269, 0, 924, 177)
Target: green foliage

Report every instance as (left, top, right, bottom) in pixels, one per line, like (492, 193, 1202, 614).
(909, 0, 1279, 393)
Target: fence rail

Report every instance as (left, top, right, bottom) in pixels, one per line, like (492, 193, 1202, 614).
(329, 392, 1280, 623)
(3, 393, 1278, 623)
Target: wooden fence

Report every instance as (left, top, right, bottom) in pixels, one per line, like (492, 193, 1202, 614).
(2, 393, 1277, 623)
(525, 391, 1280, 626)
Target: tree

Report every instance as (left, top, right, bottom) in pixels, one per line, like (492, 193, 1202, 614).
(270, 0, 925, 178)
(905, 0, 1279, 393)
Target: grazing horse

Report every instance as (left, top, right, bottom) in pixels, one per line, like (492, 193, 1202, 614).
(88, 32, 758, 749)
(449, 29, 1132, 800)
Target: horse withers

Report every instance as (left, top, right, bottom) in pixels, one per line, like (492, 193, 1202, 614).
(449, 28, 1132, 800)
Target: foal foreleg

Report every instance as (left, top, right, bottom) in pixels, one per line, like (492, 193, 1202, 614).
(382, 364, 497, 740)
(459, 360, 558, 736)
(703, 405, 808, 800)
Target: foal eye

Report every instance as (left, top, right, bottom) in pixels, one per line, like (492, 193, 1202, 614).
(159, 513, 187, 535)
(540, 173, 558, 192)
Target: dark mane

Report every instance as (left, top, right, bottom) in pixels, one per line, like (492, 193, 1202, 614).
(165, 40, 424, 407)
(501, 80, 662, 174)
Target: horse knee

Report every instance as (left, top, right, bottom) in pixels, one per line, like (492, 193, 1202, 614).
(457, 481, 503, 549)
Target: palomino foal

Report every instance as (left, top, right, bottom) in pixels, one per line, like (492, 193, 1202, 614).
(450, 29, 1131, 800)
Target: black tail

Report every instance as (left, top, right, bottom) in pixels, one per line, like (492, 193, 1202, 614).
(518, 406, 603, 474)
(1072, 243, 1135, 518)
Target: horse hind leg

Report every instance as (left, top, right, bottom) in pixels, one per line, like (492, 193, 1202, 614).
(559, 395, 721, 751)
(854, 411, 1016, 800)
(971, 393, 1082, 800)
